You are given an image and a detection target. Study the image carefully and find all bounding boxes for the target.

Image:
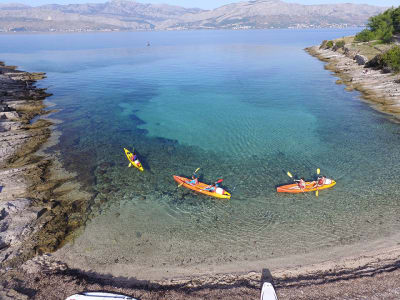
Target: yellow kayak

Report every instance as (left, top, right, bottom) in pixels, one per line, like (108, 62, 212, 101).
(124, 148, 144, 172)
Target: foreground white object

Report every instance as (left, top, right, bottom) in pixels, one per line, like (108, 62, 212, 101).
(66, 292, 137, 300)
(260, 282, 278, 300)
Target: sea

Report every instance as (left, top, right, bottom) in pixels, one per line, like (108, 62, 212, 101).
(1, 29, 400, 278)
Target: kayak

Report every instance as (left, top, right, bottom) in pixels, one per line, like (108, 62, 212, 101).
(260, 282, 278, 300)
(66, 292, 136, 300)
(173, 175, 231, 199)
(124, 148, 144, 172)
(277, 178, 336, 193)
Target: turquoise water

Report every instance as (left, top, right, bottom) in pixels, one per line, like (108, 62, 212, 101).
(2, 29, 400, 277)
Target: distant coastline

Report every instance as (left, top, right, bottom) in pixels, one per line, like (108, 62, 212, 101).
(0, 0, 386, 33)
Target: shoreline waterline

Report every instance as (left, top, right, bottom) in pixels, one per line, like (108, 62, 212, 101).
(54, 231, 400, 281)
(305, 45, 400, 121)
(0, 61, 93, 297)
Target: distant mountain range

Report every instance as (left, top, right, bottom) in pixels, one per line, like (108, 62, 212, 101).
(0, 0, 388, 32)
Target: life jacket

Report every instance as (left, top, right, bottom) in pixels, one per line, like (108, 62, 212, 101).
(189, 179, 198, 185)
(298, 181, 306, 189)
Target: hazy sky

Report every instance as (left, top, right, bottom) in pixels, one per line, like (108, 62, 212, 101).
(1, 0, 398, 9)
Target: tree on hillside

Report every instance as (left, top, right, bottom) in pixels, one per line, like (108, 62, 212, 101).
(355, 6, 400, 43)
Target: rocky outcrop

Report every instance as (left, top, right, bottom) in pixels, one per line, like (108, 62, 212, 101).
(354, 54, 368, 65)
(306, 45, 400, 118)
(0, 64, 53, 269)
(0, 62, 94, 278)
(0, 199, 40, 263)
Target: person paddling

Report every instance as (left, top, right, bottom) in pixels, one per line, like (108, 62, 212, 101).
(130, 153, 141, 168)
(188, 173, 199, 185)
(294, 178, 306, 190)
(203, 179, 223, 192)
(314, 175, 326, 187)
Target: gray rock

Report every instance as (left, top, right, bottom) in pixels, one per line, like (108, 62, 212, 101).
(0, 111, 19, 120)
(0, 199, 40, 263)
(0, 287, 29, 300)
(354, 54, 368, 65)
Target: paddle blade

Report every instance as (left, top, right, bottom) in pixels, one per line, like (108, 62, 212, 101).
(216, 179, 223, 184)
(194, 168, 200, 173)
(317, 168, 320, 175)
(316, 190, 319, 197)
(287, 171, 293, 178)
(128, 163, 132, 168)
(178, 182, 184, 187)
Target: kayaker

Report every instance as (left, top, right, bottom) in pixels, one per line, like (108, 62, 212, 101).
(314, 176, 326, 187)
(204, 182, 219, 192)
(188, 174, 199, 185)
(130, 153, 141, 167)
(295, 178, 306, 190)
(203, 179, 223, 192)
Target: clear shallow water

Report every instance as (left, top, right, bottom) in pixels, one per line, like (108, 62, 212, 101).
(2, 29, 400, 277)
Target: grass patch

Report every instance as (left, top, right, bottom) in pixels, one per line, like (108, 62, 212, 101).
(335, 40, 345, 49)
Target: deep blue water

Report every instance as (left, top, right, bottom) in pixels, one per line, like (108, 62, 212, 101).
(2, 29, 400, 276)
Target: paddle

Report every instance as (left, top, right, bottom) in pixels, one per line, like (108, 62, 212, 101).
(316, 168, 320, 197)
(178, 168, 200, 187)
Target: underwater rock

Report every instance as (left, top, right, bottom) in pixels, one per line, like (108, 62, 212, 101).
(109, 185, 119, 192)
(97, 169, 107, 175)
(102, 177, 112, 183)
(98, 162, 113, 170)
(100, 187, 112, 194)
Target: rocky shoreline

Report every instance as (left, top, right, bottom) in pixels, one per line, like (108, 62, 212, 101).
(0, 62, 52, 264)
(2, 50, 400, 299)
(305, 43, 400, 121)
(0, 62, 92, 299)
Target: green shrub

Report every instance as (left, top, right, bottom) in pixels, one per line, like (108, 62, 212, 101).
(326, 40, 334, 49)
(381, 46, 400, 72)
(335, 40, 345, 49)
(355, 29, 376, 42)
(366, 46, 400, 72)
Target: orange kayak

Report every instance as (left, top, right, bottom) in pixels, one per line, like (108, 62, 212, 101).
(173, 175, 231, 199)
(277, 179, 336, 193)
